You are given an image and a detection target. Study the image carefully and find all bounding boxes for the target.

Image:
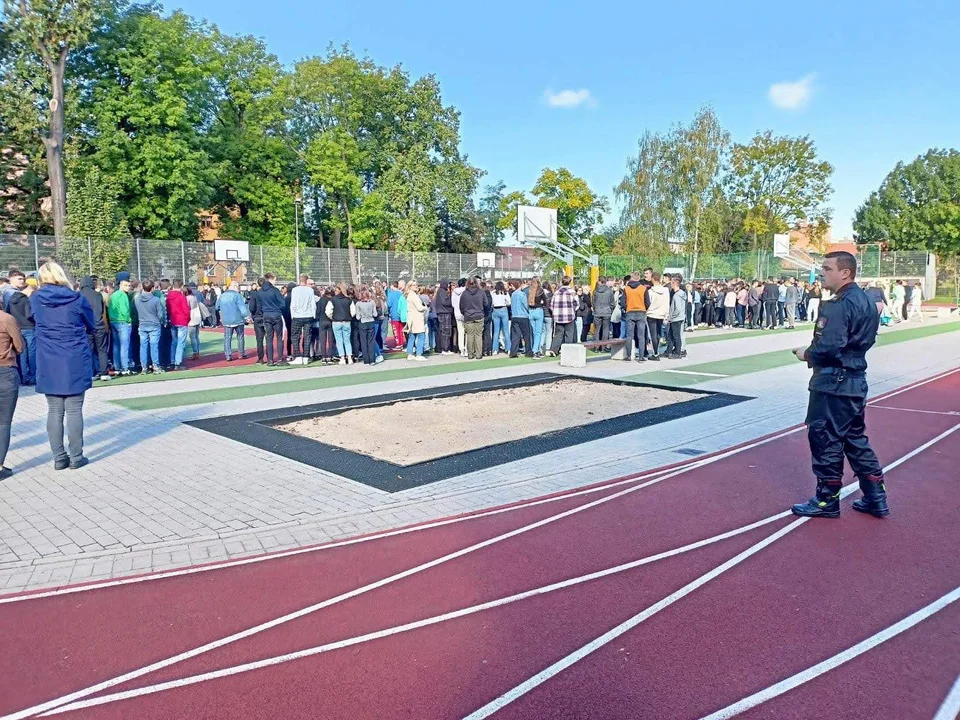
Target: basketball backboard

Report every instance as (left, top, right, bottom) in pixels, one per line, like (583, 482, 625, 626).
(517, 206, 557, 245)
(477, 252, 495, 268)
(773, 234, 790, 258)
(214, 240, 250, 262)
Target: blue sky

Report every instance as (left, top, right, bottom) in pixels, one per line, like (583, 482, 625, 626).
(176, 0, 960, 240)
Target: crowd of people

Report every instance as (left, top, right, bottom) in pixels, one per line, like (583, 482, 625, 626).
(0, 260, 931, 481)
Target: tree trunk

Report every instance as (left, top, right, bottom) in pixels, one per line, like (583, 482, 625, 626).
(332, 227, 342, 249)
(342, 197, 358, 284)
(43, 50, 68, 241)
(690, 206, 701, 282)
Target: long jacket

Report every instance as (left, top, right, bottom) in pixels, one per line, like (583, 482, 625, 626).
(31, 284, 95, 396)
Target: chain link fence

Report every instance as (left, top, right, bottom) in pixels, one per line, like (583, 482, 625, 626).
(0, 234, 946, 299)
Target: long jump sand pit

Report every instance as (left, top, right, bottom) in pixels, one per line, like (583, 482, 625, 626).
(276, 378, 703, 466)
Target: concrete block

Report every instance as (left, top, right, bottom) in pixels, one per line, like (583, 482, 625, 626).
(560, 343, 587, 368)
(609, 344, 627, 361)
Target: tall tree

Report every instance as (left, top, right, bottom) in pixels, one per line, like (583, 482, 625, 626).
(60, 161, 131, 277)
(727, 131, 834, 254)
(477, 181, 506, 249)
(854, 149, 959, 254)
(616, 130, 680, 251)
(531, 167, 608, 244)
(1, 0, 96, 239)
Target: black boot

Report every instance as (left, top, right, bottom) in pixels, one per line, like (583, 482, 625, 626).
(852, 475, 889, 518)
(791, 480, 842, 518)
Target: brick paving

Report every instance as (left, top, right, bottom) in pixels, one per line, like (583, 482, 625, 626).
(0, 319, 957, 595)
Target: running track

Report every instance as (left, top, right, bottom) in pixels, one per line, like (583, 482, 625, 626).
(1, 369, 959, 719)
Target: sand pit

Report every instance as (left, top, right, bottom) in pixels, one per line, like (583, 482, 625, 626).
(276, 378, 702, 466)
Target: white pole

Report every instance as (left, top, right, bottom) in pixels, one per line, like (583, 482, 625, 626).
(294, 199, 300, 279)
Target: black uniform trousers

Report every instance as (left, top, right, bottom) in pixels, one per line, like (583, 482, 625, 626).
(806, 390, 883, 482)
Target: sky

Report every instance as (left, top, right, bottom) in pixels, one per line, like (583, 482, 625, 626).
(174, 0, 960, 241)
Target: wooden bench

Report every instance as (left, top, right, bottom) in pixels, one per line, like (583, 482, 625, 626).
(560, 339, 627, 367)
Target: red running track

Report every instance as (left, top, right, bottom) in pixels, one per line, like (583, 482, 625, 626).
(1, 369, 958, 719)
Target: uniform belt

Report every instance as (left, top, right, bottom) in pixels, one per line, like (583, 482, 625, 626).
(814, 367, 865, 376)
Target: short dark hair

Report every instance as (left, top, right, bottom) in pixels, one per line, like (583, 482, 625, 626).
(561, 276, 572, 286)
(8, 270, 25, 279)
(458, 277, 466, 287)
(825, 251, 858, 278)
(173, 279, 183, 289)
(142, 280, 155, 292)
(264, 272, 276, 282)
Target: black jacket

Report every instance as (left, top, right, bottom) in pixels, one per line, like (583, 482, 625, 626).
(459, 287, 488, 322)
(258, 281, 286, 315)
(434, 284, 454, 315)
(6, 290, 35, 330)
(247, 291, 263, 319)
(331, 294, 353, 322)
(78, 276, 104, 329)
(806, 282, 879, 394)
(762, 283, 780, 302)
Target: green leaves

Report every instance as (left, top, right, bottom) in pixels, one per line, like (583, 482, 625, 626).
(854, 149, 960, 254)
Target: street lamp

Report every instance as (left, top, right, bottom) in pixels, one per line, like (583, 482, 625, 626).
(294, 195, 302, 279)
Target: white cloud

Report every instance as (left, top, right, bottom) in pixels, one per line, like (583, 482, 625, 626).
(768, 74, 815, 110)
(543, 88, 595, 109)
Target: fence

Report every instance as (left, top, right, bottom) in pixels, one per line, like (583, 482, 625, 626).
(0, 235, 945, 298)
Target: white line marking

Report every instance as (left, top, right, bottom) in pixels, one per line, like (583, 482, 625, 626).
(6, 365, 955, 604)
(41, 513, 794, 715)
(661, 370, 730, 378)
(2, 427, 800, 720)
(871, 405, 960, 417)
(461, 422, 960, 720)
(933, 672, 960, 720)
(699, 587, 960, 720)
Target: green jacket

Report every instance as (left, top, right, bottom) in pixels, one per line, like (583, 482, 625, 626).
(108, 289, 132, 323)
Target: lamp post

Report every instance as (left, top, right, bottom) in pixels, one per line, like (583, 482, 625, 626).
(294, 195, 302, 279)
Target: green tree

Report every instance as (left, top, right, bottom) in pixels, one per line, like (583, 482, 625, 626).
(616, 130, 680, 251)
(60, 161, 131, 277)
(1, 0, 97, 239)
(531, 167, 608, 244)
(477, 181, 506, 249)
(727, 131, 833, 253)
(853, 149, 960, 254)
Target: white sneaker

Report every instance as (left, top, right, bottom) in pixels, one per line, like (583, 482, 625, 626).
(375, 356, 384, 364)
(414, 355, 426, 362)
(407, 354, 415, 360)
(338, 358, 346, 365)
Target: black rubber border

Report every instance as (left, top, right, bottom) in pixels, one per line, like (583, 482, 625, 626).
(186, 373, 750, 493)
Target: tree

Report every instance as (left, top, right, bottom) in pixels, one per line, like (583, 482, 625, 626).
(727, 131, 833, 253)
(616, 130, 680, 251)
(477, 181, 506, 249)
(59, 161, 131, 277)
(854, 149, 960, 255)
(1, 0, 97, 239)
(531, 167, 608, 244)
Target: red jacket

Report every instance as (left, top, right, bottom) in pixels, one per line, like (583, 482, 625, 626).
(166, 290, 191, 327)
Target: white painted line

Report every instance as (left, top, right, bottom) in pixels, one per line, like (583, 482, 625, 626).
(699, 587, 960, 720)
(461, 422, 960, 720)
(3, 426, 800, 720)
(661, 370, 730, 378)
(5, 365, 954, 605)
(933, 672, 960, 720)
(41, 512, 794, 716)
(871, 405, 960, 417)
(462, 518, 809, 720)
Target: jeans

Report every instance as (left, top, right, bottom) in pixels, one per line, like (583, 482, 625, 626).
(510, 317, 533, 357)
(263, 313, 284, 364)
(764, 300, 778, 329)
(492, 308, 509, 352)
(359, 322, 378, 364)
(646, 318, 663, 357)
(666, 321, 684, 355)
(778, 301, 786, 326)
(18, 328, 36, 384)
(575, 317, 583, 341)
(46, 392, 85, 463)
(189, 325, 201, 356)
(465, 319, 484, 359)
(735, 305, 745, 326)
(159, 325, 172, 367)
(0, 367, 19, 466)
(138, 326, 161, 370)
(252, 320, 264, 361)
(111, 321, 132, 371)
(529, 308, 544, 355)
(377, 318, 389, 351)
(291, 317, 312, 358)
(427, 318, 437, 353)
(542, 317, 553, 353)
(224, 324, 246, 359)
(406, 332, 425, 357)
(171, 325, 188, 366)
(624, 312, 647, 358)
(594, 316, 612, 349)
(549, 321, 577, 354)
(724, 307, 735, 326)
(333, 321, 353, 358)
(319, 321, 335, 359)
(89, 327, 109, 376)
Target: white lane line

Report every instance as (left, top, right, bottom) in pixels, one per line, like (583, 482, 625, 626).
(2, 426, 800, 720)
(7, 365, 955, 605)
(871, 405, 960, 417)
(661, 370, 730, 378)
(933, 672, 960, 720)
(461, 422, 960, 720)
(699, 587, 960, 720)
(0, 462, 696, 606)
(41, 512, 794, 716)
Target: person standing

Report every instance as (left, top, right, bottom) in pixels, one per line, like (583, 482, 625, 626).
(216, 282, 250, 361)
(791, 251, 888, 519)
(489, 281, 509, 354)
(78, 276, 110, 381)
(547, 276, 579, 356)
(784, 277, 800, 329)
(509, 280, 533, 358)
(666, 276, 687, 358)
(452, 278, 467, 357)
(31, 262, 95, 470)
(762, 277, 779, 330)
(460, 278, 487, 360)
(403, 281, 427, 361)
(620, 272, 650, 362)
(646, 273, 669, 359)
(433, 281, 455, 355)
(258, 274, 286, 366)
(289, 274, 316, 364)
(907, 282, 924, 322)
(889, 280, 905, 322)
(135, 281, 166, 373)
(592, 277, 615, 351)
(186, 283, 204, 362)
(355, 289, 380, 365)
(386, 280, 406, 350)
(527, 279, 547, 358)
(246, 279, 265, 364)
(6, 271, 37, 385)
(807, 281, 823, 323)
(108, 272, 134, 374)
(166, 280, 191, 370)
(0, 304, 24, 479)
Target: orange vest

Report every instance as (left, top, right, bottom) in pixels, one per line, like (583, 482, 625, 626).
(624, 284, 648, 312)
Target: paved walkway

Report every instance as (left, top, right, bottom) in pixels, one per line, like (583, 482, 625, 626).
(0, 318, 957, 595)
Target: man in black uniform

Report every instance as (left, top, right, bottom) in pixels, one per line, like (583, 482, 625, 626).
(791, 251, 890, 519)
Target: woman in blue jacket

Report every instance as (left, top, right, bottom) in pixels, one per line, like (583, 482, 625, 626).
(31, 262, 95, 470)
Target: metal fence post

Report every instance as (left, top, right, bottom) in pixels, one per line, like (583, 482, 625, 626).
(33, 234, 39, 271)
(136, 237, 142, 279)
(180, 241, 186, 281)
(459, 256, 462, 277)
(436, 253, 440, 281)
(327, 248, 332, 284)
(385, 252, 389, 280)
(260, 245, 264, 276)
(87, 237, 93, 274)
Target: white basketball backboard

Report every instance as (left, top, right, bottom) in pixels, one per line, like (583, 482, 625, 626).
(214, 239, 250, 262)
(518, 206, 557, 245)
(477, 252, 496, 268)
(773, 234, 791, 258)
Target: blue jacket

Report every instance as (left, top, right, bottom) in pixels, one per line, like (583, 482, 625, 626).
(386, 288, 402, 321)
(216, 289, 251, 326)
(510, 288, 530, 318)
(257, 281, 285, 315)
(30, 285, 95, 396)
